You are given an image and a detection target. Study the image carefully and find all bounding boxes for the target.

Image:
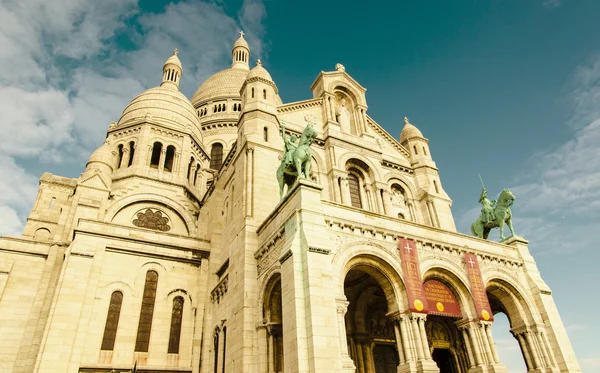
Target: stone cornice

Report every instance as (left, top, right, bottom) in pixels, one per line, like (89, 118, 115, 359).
(276, 98, 323, 114)
(366, 116, 410, 158)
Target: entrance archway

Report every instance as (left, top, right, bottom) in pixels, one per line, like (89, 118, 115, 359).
(263, 274, 283, 373)
(344, 268, 400, 373)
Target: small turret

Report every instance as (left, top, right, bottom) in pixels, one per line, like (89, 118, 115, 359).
(400, 117, 431, 162)
(240, 60, 278, 115)
(160, 49, 182, 90)
(231, 31, 250, 70)
(81, 139, 114, 188)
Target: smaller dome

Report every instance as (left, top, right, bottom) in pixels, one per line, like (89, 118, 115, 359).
(118, 87, 201, 132)
(247, 60, 273, 81)
(400, 117, 424, 143)
(87, 140, 114, 169)
(233, 35, 249, 50)
(164, 49, 182, 70)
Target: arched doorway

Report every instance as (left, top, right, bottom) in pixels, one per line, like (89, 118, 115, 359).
(421, 278, 471, 373)
(344, 268, 400, 373)
(486, 280, 554, 371)
(263, 274, 283, 373)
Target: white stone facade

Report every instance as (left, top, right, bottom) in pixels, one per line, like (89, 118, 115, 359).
(0, 35, 581, 373)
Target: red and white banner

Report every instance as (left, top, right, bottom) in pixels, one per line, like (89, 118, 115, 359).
(424, 280, 462, 318)
(464, 253, 494, 321)
(398, 238, 429, 313)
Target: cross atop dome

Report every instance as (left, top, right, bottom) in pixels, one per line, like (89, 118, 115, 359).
(257, 59, 262, 66)
(173, 48, 178, 56)
(239, 30, 245, 38)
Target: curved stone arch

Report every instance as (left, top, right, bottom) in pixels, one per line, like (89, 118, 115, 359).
(421, 261, 477, 320)
(333, 242, 408, 313)
(166, 288, 194, 307)
(261, 271, 283, 324)
(339, 152, 382, 183)
(256, 265, 282, 314)
(309, 151, 326, 184)
(135, 261, 168, 299)
(484, 271, 538, 328)
(206, 137, 229, 150)
(328, 81, 364, 106)
(105, 193, 195, 236)
(98, 280, 135, 300)
(383, 172, 418, 199)
(148, 136, 180, 150)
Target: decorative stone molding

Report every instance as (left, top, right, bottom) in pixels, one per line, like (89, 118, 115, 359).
(150, 126, 184, 139)
(277, 98, 323, 113)
(365, 116, 410, 158)
(255, 227, 285, 276)
(381, 159, 413, 174)
(132, 208, 171, 232)
(279, 249, 293, 264)
(211, 274, 228, 304)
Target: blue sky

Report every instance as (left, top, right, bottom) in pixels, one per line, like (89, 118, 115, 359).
(0, 0, 598, 371)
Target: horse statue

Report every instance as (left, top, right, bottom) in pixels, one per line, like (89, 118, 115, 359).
(470, 188, 516, 241)
(276, 115, 318, 199)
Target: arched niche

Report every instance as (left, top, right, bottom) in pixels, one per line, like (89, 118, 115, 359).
(111, 202, 189, 235)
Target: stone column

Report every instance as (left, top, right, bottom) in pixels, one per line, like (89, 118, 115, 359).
(479, 322, 494, 365)
(341, 177, 352, 207)
(407, 202, 416, 222)
(374, 187, 385, 214)
(460, 327, 475, 368)
(267, 329, 275, 373)
(363, 342, 375, 373)
(399, 316, 413, 362)
(119, 148, 129, 168)
(147, 144, 153, 165)
(417, 316, 432, 359)
(174, 151, 181, 174)
(336, 297, 355, 371)
(525, 331, 541, 369)
(382, 190, 393, 217)
(355, 341, 365, 373)
(331, 174, 342, 204)
(392, 320, 406, 364)
(484, 322, 500, 364)
(516, 333, 533, 370)
(158, 148, 166, 170)
(535, 331, 551, 368)
(411, 317, 424, 360)
(467, 324, 484, 366)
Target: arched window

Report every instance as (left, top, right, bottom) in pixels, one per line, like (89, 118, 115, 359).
(128, 141, 135, 167)
(117, 144, 124, 168)
(423, 146, 428, 156)
(263, 127, 268, 142)
(263, 89, 267, 99)
(194, 163, 200, 185)
(168, 296, 184, 354)
(222, 327, 227, 373)
(214, 105, 217, 112)
(433, 180, 440, 193)
(213, 331, 219, 373)
(101, 291, 123, 351)
(413, 145, 418, 155)
(347, 173, 362, 208)
(251, 88, 254, 98)
(135, 270, 159, 352)
(49, 197, 56, 209)
(187, 157, 195, 181)
(150, 142, 162, 168)
(164, 145, 176, 172)
(210, 143, 224, 170)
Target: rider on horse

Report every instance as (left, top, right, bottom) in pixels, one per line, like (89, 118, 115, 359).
(281, 122, 298, 168)
(479, 187, 496, 225)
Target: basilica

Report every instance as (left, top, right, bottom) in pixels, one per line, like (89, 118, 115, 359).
(0, 33, 581, 373)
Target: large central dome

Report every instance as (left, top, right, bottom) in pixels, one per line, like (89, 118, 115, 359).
(191, 68, 250, 107)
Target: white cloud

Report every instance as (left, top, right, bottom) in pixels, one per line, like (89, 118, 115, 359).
(0, 0, 267, 235)
(542, 0, 562, 9)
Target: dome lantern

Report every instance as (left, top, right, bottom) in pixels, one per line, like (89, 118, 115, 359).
(231, 31, 250, 71)
(161, 49, 182, 91)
